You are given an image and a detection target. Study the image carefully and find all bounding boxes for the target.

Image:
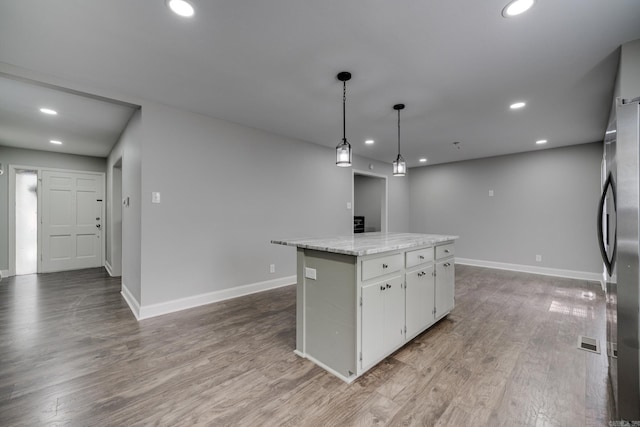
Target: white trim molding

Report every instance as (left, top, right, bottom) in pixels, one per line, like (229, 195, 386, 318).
(456, 258, 602, 283)
(136, 275, 296, 320)
(104, 261, 117, 277)
(121, 283, 141, 320)
(0, 270, 9, 280)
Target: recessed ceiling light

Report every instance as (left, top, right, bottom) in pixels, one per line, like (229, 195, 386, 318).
(502, 0, 535, 17)
(365, 139, 374, 145)
(50, 140, 63, 145)
(510, 101, 526, 109)
(166, 0, 194, 17)
(536, 139, 547, 145)
(40, 108, 57, 115)
(419, 158, 427, 163)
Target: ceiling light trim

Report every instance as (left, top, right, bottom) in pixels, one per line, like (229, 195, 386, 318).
(166, 0, 195, 17)
(502, 0, 535, 17)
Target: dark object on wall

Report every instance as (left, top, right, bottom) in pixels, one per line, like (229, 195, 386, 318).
(354, 216, 365, 233)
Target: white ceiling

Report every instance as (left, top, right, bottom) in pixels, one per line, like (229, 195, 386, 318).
(0, 76, 137, 157)
(1, 0, 640, 165)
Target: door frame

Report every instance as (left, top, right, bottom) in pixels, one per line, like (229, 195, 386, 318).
(352, 169, 389, 233)
(8, 164, 106, 277)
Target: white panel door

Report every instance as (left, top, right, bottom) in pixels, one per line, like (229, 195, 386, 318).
(41, 171, 104, 273)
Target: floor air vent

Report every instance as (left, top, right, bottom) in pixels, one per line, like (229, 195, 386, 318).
(577, 336, 600, 354)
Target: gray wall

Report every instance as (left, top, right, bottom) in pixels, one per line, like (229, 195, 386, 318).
(0, 146, 106, 271)
(107, 110, 142, 302)
(354, 174, 384, 232)
(620, 39, 640, 99)
(409, 142, 603, 274)
(138, 102, 410, 306)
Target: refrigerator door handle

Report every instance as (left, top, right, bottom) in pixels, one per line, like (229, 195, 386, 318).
(597, 172, 616, 276)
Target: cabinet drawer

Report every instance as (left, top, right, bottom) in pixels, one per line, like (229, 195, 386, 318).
(362, 253, 403, 281)
(435, 243, 454, 259)
(405, 247, 433, 268)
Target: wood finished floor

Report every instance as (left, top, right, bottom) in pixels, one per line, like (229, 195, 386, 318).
(0, 265, 610, 426)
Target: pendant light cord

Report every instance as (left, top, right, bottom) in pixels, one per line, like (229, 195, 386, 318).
(397, 109, 401, 155)
(343, 81, 347, 142)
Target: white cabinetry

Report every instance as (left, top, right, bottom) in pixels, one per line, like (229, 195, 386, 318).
(361, 276, 404, 369)
(435, 259, 455, 319)
(405, 265, 435, 339)
(284, 235, 457, 383)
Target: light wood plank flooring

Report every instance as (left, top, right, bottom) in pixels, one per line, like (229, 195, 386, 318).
(0, 265, 610, 426)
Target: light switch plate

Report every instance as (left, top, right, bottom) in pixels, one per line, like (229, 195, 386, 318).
(152, 192, 161, 204)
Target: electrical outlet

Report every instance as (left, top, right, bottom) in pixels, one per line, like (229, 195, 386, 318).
(269, 264, 275, 273)
(489, 190, 494, 197)
(536, 255, 542, 262)
(305, 267, 317, 280)
(347, 202, 352, 210)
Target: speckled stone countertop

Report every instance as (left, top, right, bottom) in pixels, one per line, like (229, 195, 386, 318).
(271, 232, 459, 257)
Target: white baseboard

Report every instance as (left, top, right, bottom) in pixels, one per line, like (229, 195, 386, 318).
(121, 282, 141, 320)
(456, 258, 602, 283)
(137, 275, 296, 320)
(104, 261, 113, 277)
(0, 269, 9, 280)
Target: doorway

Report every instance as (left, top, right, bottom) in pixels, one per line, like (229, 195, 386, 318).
(8, 166, 105, 276)
(353, 171, 388, 233)
(15, 169, 38, 275)
(106, 158, 123, 277)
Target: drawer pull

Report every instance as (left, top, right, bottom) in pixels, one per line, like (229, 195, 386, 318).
(382, 263, 388, 269)
(419, 255, 424, 260)
(386, 284, 391, 289)
(380, 285, 386, 291)
(444, 249, 450, 253)
(444, 262, 451, 267)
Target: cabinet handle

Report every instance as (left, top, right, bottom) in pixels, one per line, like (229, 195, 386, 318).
(380, 285, 386, 291)
(419, 255, 424, 260)
(444, 262, 451, 267)
(386, 284, 391, 289)
(382, 263, 388, 269)
(444, 249, 450, 253)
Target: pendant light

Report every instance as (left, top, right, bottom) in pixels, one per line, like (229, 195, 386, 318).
(336, 71, 352, 167)
(392, 104, 407, 176)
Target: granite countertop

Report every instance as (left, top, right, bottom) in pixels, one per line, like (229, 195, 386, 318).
(271, 232, 458, 257)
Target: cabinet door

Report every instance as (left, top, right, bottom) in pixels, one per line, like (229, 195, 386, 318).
(405, 265, 435, 338)
(435, 260, 455, 319)
(384, 276, 405, 351)
(361, 276, 404, 369)
(362, 281, 386, 368)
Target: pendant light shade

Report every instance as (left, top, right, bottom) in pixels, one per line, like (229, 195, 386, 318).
(392, 104, 406, 176)
(336, 72, 352, 167)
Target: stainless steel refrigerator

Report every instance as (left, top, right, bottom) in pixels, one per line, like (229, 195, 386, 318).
(599, 97, 640, 421)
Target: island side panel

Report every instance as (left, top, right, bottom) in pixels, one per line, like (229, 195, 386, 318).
(303, 249, 357, 378)
(296, 248, 305, 354)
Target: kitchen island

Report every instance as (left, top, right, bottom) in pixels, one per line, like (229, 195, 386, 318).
(271, 232, 458, 383)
